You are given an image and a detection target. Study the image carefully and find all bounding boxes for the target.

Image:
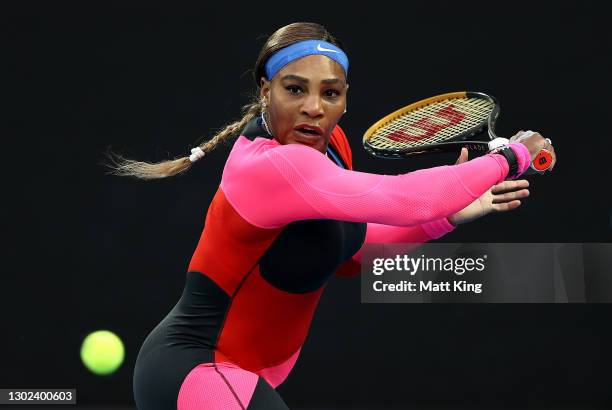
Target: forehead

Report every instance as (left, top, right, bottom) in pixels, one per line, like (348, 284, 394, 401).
(276, 55, 346, 82)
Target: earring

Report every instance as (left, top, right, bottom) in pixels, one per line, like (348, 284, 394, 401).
(260, 105, 273, 136)
(343, 108, 347, 114)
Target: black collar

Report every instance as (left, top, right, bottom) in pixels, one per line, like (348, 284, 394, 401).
(242, 115, 272, 141)
(241, 115, 348, 170)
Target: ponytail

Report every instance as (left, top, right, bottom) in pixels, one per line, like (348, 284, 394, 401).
(105, 100, 262, 180)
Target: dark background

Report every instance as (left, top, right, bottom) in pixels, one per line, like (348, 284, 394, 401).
(3, 1, 611, 409)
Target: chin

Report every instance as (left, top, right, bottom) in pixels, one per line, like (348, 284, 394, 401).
(303, 140, 326, 152)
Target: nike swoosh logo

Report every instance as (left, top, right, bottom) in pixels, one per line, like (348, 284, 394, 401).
(316, 43, 339, 53)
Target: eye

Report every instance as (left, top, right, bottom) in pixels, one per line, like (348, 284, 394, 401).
(286, 85, 303, 95)
(324, 89, 340, 98)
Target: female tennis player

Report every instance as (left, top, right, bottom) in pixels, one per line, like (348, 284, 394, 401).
(109, 22, 556, 410)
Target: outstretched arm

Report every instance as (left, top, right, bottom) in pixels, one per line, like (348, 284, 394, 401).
(221, 136, 532, 229)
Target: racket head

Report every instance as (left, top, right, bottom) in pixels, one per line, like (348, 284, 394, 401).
(363, 91, 500, 159)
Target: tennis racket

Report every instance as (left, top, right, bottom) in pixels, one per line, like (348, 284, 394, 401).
(362, 91, 552, 173)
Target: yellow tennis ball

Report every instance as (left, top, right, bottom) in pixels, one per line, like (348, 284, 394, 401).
(80, 330, 125, 375)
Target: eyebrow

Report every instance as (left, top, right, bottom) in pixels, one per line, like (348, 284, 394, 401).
(280, 74, 345, 85)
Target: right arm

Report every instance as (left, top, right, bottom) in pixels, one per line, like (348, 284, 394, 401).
(220, 136, 532, 229)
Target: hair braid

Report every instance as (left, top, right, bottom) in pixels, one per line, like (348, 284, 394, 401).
(105, 100, 262, 180)
(105, 22, 342, 180)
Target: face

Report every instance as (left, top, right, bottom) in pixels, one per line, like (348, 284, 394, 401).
(259, 54, 348, 153)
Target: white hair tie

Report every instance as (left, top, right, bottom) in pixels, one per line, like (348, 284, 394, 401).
(189, 147, 205, 163)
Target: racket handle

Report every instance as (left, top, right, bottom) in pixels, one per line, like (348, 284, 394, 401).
(506, 130, 553, 174)
(488, 138, 553, 175)
(525, 149, 553, 175)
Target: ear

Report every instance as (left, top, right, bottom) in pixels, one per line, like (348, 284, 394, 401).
(259, 78, 271, 105)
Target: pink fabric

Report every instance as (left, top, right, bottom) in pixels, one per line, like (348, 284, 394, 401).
(177, 362, 259, 410)
(420, 217, 456, 239)
(509, 142, 532, 177)
(351, 218, 455, 263)
(256, 348, 301, 388)
(364, 220, 451, 245)
(221, 136, 514, 229)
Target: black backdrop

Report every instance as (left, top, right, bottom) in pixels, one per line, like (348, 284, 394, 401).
(3, 1, 612, 409)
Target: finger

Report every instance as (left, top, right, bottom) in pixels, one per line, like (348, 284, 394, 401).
(492, 199, 522, 212)
(491, 179, 530, 194)
(455, 147, 469, 165)
(492, 189, 530, 204)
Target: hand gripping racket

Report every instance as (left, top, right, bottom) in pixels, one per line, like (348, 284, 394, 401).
(362, 91, 552, 173)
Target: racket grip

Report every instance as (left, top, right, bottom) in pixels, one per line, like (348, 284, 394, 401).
(502, 131, 554, 175)
(525, 149, 553, 175)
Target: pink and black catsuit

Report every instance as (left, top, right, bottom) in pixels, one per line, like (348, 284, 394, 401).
(132, 116, 531, 409)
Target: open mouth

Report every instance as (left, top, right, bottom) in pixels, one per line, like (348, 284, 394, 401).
(295, 128, 320, 135)
(293, 124, 323, 142)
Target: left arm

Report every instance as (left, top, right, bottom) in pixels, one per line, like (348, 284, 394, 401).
(336, 148, 530, 277)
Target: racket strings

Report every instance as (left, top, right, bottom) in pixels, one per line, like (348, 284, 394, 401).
(369, 97, 494, 149)
(373, 99, 490, 148)
(376, 99, 489, 145)
(382, 98, 490, 135)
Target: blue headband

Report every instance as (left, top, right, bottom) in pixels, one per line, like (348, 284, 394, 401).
(264, 39, 349, 80)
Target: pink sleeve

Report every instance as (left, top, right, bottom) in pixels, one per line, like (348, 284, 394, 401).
(366, 218, 456, 244)
(349, 218, 456, 264)
(221, 136, 527, 229)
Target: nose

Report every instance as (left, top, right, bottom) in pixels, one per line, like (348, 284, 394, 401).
(300, 94, 324, 118)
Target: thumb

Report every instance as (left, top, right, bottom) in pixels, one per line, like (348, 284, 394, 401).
(455, 147, 469, 165)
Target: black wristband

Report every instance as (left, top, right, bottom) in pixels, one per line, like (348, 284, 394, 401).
(495, 146, 519, 179)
